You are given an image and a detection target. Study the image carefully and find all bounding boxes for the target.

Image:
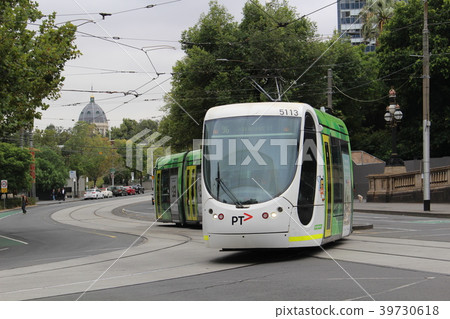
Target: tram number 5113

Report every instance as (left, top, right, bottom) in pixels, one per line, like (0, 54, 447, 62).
(279, 109, 299, 116)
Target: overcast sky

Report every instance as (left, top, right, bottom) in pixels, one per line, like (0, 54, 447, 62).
(33, 0, 338, 130)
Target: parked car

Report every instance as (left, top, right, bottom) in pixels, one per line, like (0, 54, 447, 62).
(124, 186, 136, 195)
(100, 187, 113, 198)
(109, 186, 127, 197)
(132, 184, 144, 194)
(84, 189, 104, 200)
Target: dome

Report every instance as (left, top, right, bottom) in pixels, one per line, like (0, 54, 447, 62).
(78, 96, 108, 124)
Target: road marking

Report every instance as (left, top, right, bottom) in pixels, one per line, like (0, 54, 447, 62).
(0, 235, 28, 245)
(348, 277, 433, 301)
(409, 220, 450, 224)
(76, 229, 117, 239)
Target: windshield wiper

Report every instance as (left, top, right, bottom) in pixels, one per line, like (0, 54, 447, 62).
(216, 164, 244, 208)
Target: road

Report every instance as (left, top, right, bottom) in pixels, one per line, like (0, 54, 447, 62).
(1, 197, 450, 301)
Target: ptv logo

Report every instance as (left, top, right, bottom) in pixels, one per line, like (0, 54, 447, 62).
(231, 213, 253, 225)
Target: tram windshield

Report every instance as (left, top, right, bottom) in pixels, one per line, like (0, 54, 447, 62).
(203, 116, 301, 205)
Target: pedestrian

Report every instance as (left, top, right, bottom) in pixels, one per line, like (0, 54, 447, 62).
(57, 188, 61, 201)
(52, 189, 56, 200)
(61, 188, 65, 201)
(21, 194, 28, 214)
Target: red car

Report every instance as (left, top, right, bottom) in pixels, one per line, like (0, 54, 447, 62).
(124, 186, 136, 195)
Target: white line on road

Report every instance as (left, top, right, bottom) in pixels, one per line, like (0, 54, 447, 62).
(0, 235, 28, 245)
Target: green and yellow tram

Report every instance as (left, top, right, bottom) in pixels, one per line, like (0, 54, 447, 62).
(154, 150, 202, 226)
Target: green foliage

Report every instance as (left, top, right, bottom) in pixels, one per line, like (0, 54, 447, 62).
(161, 0, 385, 153)
(377, 0, 450, 158)
(161, 0, 330, 150)
(35, 146, 67, 193)
(0, 0, 80, 136)
(360, 0, 400, 45)
(2, 196, 35, 209)
(33, 124, 72, 151)
(110, 118, 158, 141)
(0, 142, 32, 193)
(63, 122, 121, 187)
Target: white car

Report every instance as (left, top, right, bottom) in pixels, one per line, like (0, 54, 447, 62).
(100, 187, 113, 198)
(84, 189, 104, 200)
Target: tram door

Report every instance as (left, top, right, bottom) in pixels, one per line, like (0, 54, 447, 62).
(185, 165, 199, 222)
(322, 135, 333, 238)
(156, 169, 172, 222)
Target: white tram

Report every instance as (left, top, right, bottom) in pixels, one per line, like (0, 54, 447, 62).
(201, 102, 353, 249)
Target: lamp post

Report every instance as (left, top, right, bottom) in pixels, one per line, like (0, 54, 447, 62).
(422, 0, 431, 211)
(384, 88, 405, 171)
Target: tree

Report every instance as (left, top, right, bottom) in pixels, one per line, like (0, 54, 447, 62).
(0, 142, 32, 193)
(33, 124, 72, 151)
(64, 122, 121, 187)
(323, 37, 385, 154)
(376, 0, 450, 159)
(35, 146, 67, 195)
(160, 0, 324, 151)
(360, 0, 400, 46)
(0, 0, 80, 136)
(110, 118, 158, 141)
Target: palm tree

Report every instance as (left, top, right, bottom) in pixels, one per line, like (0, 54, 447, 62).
(359, 0, 400, 46)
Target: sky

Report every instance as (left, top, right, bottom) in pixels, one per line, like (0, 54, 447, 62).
(33, 0, 338, 130)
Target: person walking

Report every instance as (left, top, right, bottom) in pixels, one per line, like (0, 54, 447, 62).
(21, 194, 28, 214)
(52, 189, 56, 200)
(61, 188, 65, 201)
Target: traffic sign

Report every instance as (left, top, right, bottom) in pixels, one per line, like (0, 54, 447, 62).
(1, 180, 7, 193)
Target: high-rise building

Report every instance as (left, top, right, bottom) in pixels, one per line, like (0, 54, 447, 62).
(337, 0, 375, 52)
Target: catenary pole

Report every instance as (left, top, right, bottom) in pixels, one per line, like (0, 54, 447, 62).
(422, 0, 431, 211)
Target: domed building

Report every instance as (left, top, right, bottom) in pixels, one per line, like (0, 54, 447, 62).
(78, 96, 109, 136)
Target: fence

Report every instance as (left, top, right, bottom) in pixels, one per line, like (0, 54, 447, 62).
(367, 166, 450, 202)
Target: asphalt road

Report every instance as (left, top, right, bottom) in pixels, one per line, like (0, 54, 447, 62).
(0, 198, 144, 271)
(1, 198, 450, 301)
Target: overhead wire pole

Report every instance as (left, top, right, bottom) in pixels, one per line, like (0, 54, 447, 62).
(327, 68, 333, 110)
(422, 0, 431, 211)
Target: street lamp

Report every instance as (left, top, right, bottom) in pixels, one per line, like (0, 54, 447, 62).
(384, 88, 405, 168)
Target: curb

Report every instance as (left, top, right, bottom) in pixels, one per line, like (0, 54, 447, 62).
(353, 223, 374, 230)
(355, 209, 450, 219)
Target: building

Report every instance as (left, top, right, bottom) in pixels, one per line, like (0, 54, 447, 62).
(337, 0, 376, 52)
(78, 96, 109, 136)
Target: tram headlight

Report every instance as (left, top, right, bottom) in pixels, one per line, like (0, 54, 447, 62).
(270, 212, 278, 219)
(262, 212, 269, 219)
(218, 213, 224, 220)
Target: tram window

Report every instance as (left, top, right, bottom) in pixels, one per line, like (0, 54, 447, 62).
(331, 137, 344, 206)
(298, 113, 317, 225)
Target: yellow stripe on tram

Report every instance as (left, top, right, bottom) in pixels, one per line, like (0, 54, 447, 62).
(289, 233, 323, 242)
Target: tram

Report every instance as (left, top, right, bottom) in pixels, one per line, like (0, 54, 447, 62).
(154, 150, 202, 226)
(202, 102, 353, 249)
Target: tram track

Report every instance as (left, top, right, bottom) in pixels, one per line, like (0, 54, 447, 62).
(311, 235, 450, 276)
(0, 197, 249, 300)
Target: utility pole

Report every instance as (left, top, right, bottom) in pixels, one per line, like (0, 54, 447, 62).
(29, 126, 36, 199)
(422, 0, 431, 211)
(327, 69, 333, 109)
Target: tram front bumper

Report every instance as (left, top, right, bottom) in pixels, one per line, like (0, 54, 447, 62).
(203, 232, 322, 249)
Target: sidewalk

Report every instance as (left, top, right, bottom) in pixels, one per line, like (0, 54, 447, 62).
(0, 197, 82, 214)
(35, 197, 82, 206)
(354, 200, 450, 218)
